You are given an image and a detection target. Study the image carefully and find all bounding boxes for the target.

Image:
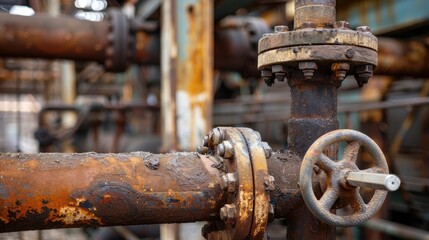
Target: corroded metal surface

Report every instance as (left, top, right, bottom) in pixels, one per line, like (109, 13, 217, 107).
(256, 0, 382, 237)
(294, 0, 336, 29)
(299, 129, 390, 227)
(0, 152, 224, 232)
(258, 28, 378, 54)
(258, 45, 377, 70)
(215, 16, 270, 77)
(0, 10, 151, 72)
(0, 13, 109, 63)
(237, 128, 271, 239)
(200, 127, 272, 240)
(377, 37, 429, 77)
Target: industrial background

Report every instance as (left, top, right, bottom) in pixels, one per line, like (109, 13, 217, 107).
(0, 0, 427, 239)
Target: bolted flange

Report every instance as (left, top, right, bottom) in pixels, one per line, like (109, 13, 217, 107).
(258, 16, 378, 87)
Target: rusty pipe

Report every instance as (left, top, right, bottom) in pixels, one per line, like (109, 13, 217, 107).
(0, 152, 225, 232)
(294, 0, 336, 29)
(0, 13, 110, 63)
(377, 37, 429, 78)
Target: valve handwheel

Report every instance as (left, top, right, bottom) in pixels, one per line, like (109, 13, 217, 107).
(299, 129, 401, 227)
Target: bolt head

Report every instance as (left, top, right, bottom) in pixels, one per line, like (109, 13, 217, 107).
(262, 33, 274, 37)
(356, 26, 371, 33)
(221, 173, 236, 192)
(345, 49, 355, 58)
(356, 65, 374, 76)
(216, 140, 233, 159)
(216, 143, 225, 157)
(202, 135, 209, 147)
(331, 63, 350, 81)
(219, 204, 236, 225)
(274, 25, 289, 33)
(334, 21, 350, 29)
(299, 62, 317, 80)
(299, 62, 317, 70)
(261, 69, 273, 77)
(261, 141, 272, 159)
(197, 146, 209, 154)
(210, 128, 224, 145)
(264, 77, 275, 86)
(300, 22, 317, 29)
(264, 175, 275, 191)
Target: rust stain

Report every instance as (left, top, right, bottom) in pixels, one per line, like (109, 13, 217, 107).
(0, 152, 224, 232)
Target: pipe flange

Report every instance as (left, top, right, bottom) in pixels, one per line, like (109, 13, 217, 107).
(105, 9, 134, 72)
(199, 127, 272, 239)
(257, 24, 378, 87)
(258, 28, 378, 54)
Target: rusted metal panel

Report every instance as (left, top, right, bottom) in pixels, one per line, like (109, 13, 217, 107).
(0, 152, 224, 232)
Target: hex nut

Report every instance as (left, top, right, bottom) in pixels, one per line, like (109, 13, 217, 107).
(356, 26, 371, 33)
(261, 141, 272, 159)
(202, 135, 209, 147)
(219, 204, 236, 225)
(355, 65, 374, 87)
(221, 173, 236, 193)
(345, 49, 355, 58)
(356, 65, 374, 77)
(216, 140, 233, 159)
(262, 33, 275, 37)
(299, 61, 318, 80)
(197, 146, 209, 154)
(272, 65, 287, 82)
(210, 128, 224, 146)
(331, 62, 350, 81)
(300, 22, 317, 29)
(261, 69, 274, 87)
(334, 21, 350, 29)
(265, 175, 275, 191)
(274, 25, 289, 33)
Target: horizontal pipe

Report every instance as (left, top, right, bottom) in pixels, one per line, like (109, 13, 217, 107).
(362, 219, 429, 240)
(0, 152, 225, 232)
(0, 13, 109, 63)
(377, 37, 429, 78)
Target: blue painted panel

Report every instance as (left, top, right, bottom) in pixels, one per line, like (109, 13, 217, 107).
(339, 0, 429, 34)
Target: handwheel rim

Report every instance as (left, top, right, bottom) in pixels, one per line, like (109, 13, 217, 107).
(299, 129, 388, 227)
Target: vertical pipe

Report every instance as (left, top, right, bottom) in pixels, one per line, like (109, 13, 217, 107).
(285, 1, 338, 239)
(294, 0, 336, 29)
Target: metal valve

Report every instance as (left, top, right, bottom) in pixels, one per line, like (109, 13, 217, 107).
(299, 129, 401, 227)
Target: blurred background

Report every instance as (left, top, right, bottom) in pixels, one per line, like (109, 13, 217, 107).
(0, 0, 428, 239)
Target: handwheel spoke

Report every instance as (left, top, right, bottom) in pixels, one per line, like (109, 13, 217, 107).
(349, 188, 367, 213)
(319, 187, 339, 211)
(343, 142, 361, 163)
(317, 153, 336, 172)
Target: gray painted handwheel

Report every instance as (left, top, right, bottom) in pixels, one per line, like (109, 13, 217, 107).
(299, 129, 388, 227)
